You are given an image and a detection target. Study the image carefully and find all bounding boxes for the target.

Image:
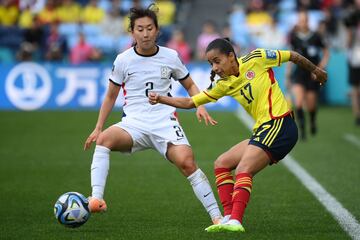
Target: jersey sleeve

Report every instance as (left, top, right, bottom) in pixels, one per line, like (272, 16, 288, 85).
(171, 53, 190, 81)
(109, 55, 125, 86)
(191, 83, 226, 107)
(256, 48, 291, 69)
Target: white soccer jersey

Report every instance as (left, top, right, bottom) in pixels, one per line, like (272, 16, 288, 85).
(109, 46, 189, 123)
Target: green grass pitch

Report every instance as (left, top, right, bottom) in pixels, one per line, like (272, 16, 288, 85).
(0, 106, 358, 239)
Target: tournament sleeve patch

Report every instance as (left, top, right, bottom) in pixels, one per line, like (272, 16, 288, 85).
(265, 50, 277, 59)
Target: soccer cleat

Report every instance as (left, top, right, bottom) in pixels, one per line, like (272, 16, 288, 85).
(205, 224, 223, 233)
(219, 219, 246, 233)
(205, 216, 224, 232)
(88, 197, 107, 213)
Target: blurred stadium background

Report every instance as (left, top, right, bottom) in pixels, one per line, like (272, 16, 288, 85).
(0, 0, 360, 239)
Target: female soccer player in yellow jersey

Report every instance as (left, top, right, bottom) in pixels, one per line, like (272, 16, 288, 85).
(149, 38, 327, 233)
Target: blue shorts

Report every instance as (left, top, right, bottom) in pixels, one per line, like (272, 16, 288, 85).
(249, 114, 298, 164)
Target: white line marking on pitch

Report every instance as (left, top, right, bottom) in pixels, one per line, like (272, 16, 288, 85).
(344, 133, 360, 149)
(236, 107, 360, 240)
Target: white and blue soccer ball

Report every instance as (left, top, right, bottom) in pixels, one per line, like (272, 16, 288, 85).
(54, 192, 90, 228)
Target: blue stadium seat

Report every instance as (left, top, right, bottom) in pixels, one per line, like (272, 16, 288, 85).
(0, 26, 24, 50)
(59, 23, 80, 37)
(82, 24, 101, 37)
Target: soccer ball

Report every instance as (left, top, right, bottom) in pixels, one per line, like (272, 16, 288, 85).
(54, 192, 90, 228)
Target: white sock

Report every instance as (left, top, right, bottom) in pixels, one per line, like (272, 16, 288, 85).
(221, 215, 231, 224)
(91, 145, 110, 199)
(226, 219, 241, 225)
(187, 168, 222, 220)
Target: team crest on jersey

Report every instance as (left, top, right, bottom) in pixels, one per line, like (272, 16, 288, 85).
(265, 50, 277, 59)
(245, 70, 255, 80)
(160, 66, 171, 79)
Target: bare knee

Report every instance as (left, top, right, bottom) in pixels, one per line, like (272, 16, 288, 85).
(172, 151, 197, 176)
(95, 132, 111, 149)
(235, 162, 253, 175)
(178, 156, 197, 176)
(214, 154, 231, 169)
(167, 145, 197, 176)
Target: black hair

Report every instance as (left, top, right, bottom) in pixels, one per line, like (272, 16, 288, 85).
(206, 38, 237, 82)
(128, 3, 159, 32)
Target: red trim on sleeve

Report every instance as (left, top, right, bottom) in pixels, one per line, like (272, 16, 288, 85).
(277, 50, 281, 66)
(267, 68, 275, 84)
(203, 91, 218, 100)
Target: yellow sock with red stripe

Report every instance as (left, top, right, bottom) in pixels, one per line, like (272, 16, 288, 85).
(230, 172, 253, 223)
(215, 168, 234, 216)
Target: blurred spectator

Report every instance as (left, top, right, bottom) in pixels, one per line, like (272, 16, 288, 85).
(196, 20, 220, 60)
(155, 0, 176, 45)
(19, 0, 46, 14)
(100, 7, 124, 37)
(296, 0, 321, 10)
(70, 32, 102, 64)
(286, 10, 329, 140)
(257, 18, 286, 49)
(245, 0, 274, 49)
(246, 0, 273, 26)
(0, 0, 20, 26)
(99, 6, 132, 54)
(37, 0, 58, 25)
(56, 0, 81, 23)
(16, 15, 45, 61)
(16, 42, 34, 61)
(229, 3, 251, 53)
(344, 0, 360, 125)
(156, 0, 176, 26)
(45, 21, 68, 61)
(82, 0, 105, 24)
(166, 29, 191, 64)
(98, 0, 124, 15)
(319, 2, 347, 50)
(18, 5, 34, 29)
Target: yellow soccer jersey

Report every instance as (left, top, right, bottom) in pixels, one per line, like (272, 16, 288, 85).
(192, 49, 291, 131)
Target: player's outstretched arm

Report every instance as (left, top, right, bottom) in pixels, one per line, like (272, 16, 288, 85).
(289, 51, 328, 85)
(84, 81, 120, 150)
(149, 92, 195, 109)
(178, 76, 217, 125)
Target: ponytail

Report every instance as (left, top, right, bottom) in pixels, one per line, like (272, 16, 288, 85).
(210, 70, 216, 82)
(208, 70, 216, 89)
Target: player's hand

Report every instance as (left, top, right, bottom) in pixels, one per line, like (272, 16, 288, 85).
(84, 128, 101, 150)
(311, 67, 327, 86)
(196, 105, 218, 126)
(148, 92, 159, 105)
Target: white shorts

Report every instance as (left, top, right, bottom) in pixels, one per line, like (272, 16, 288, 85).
(114, 115, 190, 159)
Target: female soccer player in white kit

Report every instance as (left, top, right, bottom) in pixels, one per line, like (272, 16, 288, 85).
(83, 5, 222, 225)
